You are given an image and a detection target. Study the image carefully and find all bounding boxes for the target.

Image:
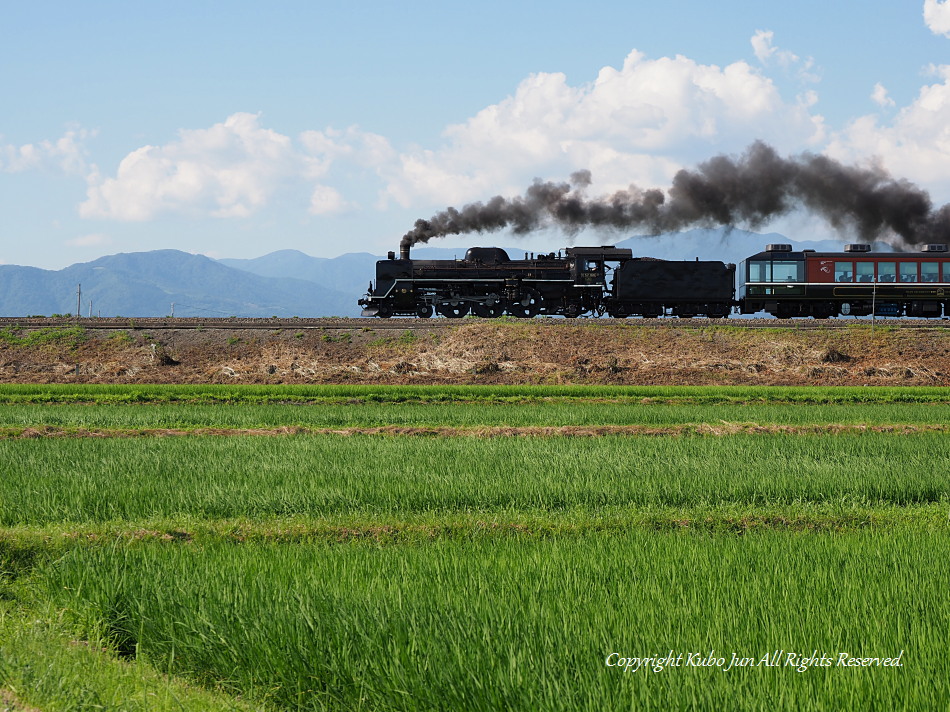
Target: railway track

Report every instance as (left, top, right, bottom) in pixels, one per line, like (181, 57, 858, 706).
(1, 316, 948, 331)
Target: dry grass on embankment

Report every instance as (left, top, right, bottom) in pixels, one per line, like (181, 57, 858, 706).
(1, 320, 949, 386)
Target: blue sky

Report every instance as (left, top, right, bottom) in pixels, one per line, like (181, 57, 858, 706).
(3, 1, 950, 268)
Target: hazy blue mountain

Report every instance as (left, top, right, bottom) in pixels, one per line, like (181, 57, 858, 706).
(219, 250, 381, 298)
(0, 250, 357, 317)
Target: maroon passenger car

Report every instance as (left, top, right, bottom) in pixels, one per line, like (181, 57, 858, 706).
(739, 243, 950, 318)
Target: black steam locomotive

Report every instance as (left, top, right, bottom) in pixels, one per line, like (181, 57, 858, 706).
(358, 242, 950, 319)
(359, 243, 734, 318)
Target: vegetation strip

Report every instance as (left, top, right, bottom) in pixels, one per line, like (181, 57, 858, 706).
(4, 384, 950, 406)
(1, 509, 947, 552)
(3, 504, 947, 559)
(11, 395, 950, 406)
(5, 423, 950, 439)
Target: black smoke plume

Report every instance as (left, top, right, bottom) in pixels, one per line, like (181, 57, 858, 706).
(401, 141, 950, 249)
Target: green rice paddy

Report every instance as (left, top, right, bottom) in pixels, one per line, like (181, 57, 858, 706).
(1, 385, 947, 710)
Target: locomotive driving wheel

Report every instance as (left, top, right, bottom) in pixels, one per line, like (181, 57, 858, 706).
(436, 302, 470, 318)
(506, 289, 542, 318)
(473, 296, 505, 318)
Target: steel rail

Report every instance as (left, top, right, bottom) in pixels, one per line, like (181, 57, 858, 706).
(0, 316, 948, 331)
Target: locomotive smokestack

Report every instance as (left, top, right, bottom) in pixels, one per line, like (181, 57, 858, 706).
(401, 142, 950, 249)
(400, 243, 410, 260)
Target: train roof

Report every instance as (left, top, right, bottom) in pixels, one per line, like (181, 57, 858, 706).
(745, 243, 950, 261)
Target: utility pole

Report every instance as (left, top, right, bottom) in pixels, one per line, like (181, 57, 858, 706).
(76, 284, 81, 318)
(171, 303, 175, 317)
(871, 275, 877, 337)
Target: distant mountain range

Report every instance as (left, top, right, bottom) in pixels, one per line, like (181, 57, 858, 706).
(0, 229, 893, 317)
(0, 250, 357, 318)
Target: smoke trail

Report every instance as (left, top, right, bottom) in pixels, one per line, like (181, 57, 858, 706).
(401, 141, 950, 248)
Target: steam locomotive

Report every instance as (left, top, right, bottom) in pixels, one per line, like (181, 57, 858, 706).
(358, 242, 950, 319)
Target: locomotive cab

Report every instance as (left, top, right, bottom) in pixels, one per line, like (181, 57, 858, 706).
(565, 246, 631, 286)
(572, 257, 605, 284)
(562, 247, 633, 317)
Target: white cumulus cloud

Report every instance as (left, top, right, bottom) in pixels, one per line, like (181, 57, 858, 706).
(828, 65, 950, 190)
(751, 30, 799, 67)
(309, 184, 352, 215)
(750, 30, 819, 83)
(0, 128, 93, 175)
(924, 0, 950, 36)
(81, 114, 391, 221)
(871, 83, 896, 107)
(67, 49, 833, 228)
(81, 113, 303, 220)
(381, 49, 825, 207)
(300, 125, 395, 177)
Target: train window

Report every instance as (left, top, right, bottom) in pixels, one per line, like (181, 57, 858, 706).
(771, 261, 802, 282)
(922, 262, 939, 283)
(878, 262, 896, 283)
(944, 263, 950, 282)
(834, 262, 854, 282)
(900, 262, 918, 283)
(856, 262, 875, 282)
(748, 261, 771, 282)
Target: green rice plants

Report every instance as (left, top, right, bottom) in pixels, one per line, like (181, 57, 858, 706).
(0, 600, 266, 711)
(41, 531, 950, 711)
(2, 433, 949, 526)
